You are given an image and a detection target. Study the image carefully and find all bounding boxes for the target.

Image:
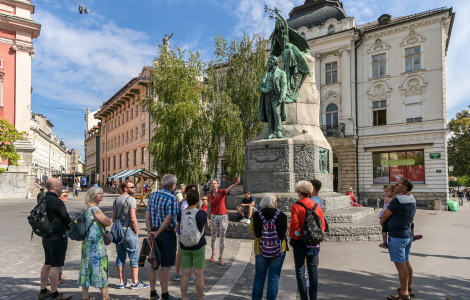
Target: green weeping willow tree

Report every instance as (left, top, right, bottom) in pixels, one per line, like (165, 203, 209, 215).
(205, 33, 266, 177)
(142, 34, 266, 184)
(0, 119, 25, 174)
(142, 46, 210, 184)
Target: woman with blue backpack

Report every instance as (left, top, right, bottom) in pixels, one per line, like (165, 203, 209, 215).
(250, 193, 288, 300)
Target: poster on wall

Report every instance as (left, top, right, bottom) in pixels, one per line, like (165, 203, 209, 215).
(407, 165, 425, 183)
(389, 166, 407, 183)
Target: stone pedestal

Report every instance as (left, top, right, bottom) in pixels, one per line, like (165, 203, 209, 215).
(244, 54, 334, 193)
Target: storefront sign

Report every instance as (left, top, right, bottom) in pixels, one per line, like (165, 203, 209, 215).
(430, 153, 441, 159)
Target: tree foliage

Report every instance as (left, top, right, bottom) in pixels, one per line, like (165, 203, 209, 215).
(448, 105, 470, 177)
(457, 175, 470, 188)
(205, 33, 266, 177)
(0, 119, 25, 174)
(143, 33, 266, 184)
(142, 46, 211, 184)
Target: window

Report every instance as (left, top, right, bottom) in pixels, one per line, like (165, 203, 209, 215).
(328, 24, 335, 35)
(130, 108, 133, 119)
(122, 134, 124, 145)
(119, 154, 122, 169)
(113, 156, 116, 170)
(126, 152, 129, 167)
(135, 127, 138, 139)
(107, 158, 110, 171)
(372, 54, 386, 78)
(141, 147, 145, 164)
(126, 132, 129, 143)
(118, 136, 120, 146)
(373, 100, 386, 126)
(126, 111, 129, 122)
(136, 105, 139, 116)
(373, 150, 425, 184)
(406, 103, 423, 123)
(405, 46, 421, 72)
(326, 104, 338, 126)
(134, 150, 137, 166)
(130, 130, 133, 141)
(141, 123, 145, 137)
(325, 62, 338, 84)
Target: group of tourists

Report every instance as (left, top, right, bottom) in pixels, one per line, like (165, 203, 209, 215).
(35, 172, 419, 300)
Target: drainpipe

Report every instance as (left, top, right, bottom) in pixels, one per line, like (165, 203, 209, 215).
(354, 31, 363, 201)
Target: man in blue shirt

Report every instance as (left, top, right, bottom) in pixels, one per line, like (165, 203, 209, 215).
(309, 179, 324, 209)
(145, 174, 180, 300)
(380, 178, 417, 300)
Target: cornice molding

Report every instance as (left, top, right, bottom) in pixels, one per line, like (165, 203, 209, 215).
(11, 40, 34, 56)
(0, 13, 40, 38)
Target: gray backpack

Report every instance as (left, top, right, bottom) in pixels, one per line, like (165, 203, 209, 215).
(180, 208, 203, 247)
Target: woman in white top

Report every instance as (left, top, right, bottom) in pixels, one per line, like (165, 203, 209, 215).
(73, 179, 81, 199)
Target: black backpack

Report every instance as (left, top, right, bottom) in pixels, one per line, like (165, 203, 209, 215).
(295, 201, 324, 245)
(27, 198, 55, 239)
(69, 208, 91, 241)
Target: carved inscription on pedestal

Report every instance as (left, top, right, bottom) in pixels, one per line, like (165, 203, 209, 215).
(249, 147, 287, 171)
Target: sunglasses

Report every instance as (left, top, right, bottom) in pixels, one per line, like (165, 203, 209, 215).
(395, 183, 405, 187)
(62, 194, 69, 197)
(127, 186, 136, 189)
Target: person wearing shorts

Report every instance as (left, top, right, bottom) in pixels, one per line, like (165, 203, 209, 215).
(380, 178, 417, 300)
(177, 189, 208, 300)
(145, 174, 180, 300)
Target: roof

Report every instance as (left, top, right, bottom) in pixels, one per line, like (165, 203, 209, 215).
(287, 0, 346, 30)
(108, 169, 159, 181)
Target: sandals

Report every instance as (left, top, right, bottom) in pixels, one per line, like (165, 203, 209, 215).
(413, 235, 423, 241)
(218, 258, 225, 266)
(396, 288, 415, 297)
(387, 294, 410, 300)
(209, 257, 215, 263)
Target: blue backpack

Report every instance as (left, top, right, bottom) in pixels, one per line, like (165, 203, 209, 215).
(258, 210, 282, 258)
(111, 197, 130, 244)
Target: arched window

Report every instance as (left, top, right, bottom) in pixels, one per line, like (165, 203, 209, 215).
(326, 104, 338, 127)
(328, 25, 335, 35)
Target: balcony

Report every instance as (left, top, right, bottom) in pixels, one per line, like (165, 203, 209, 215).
(321, 123, 345, 137)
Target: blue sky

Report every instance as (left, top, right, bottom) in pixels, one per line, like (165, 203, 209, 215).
(30, 0, 469, 158)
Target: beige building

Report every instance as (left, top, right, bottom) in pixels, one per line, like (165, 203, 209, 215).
(84, 122, 100, 184)
(279, 0, 454, 207)
(94, 66, 154, 184)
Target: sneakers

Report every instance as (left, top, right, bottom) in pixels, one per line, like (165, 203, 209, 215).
(51, 292, 72, 300)
(150, 291, 160, 300)
(131, 281, 150, 290)
(189, 274, 195, 283)
(166, 295, 181, 300)
(173, 274, 182, 281)
(118, 279, 132, 289)
(240, 218, 251, 224)
(38, 290, 51, 300)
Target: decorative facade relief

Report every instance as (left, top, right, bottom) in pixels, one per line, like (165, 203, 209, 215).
(368, 39, 390, 54)
(400, 76, 428, 96)
(400, 29, 426, 47)
(366, 82, 392, 100)
(11, 42, 35, 57)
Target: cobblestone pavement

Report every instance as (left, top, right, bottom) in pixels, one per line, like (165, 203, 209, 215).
(1, 194, 470, 300)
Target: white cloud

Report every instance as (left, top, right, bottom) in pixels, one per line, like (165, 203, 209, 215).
(32, 10, 156, 110)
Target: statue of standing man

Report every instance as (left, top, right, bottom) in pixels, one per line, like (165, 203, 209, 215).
(258, 56, 287, 139)
(162, 33, 173, 51)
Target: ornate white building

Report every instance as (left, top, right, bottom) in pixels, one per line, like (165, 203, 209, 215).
(281, 0, 454, 207)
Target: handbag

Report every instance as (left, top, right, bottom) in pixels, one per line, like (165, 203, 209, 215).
(91, 209, 114, 245)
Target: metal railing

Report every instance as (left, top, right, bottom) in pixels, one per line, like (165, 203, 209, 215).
(321, 123, 345, 137)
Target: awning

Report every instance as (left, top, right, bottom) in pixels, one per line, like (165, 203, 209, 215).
(107, 169, 159, 181)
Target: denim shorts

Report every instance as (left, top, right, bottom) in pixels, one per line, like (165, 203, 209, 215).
(388, 236, 412, 263)
(116, 229, 139, 268)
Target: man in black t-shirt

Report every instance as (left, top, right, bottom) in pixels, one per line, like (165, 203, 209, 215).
(236, 191, 258, 224)
(38, 178, 72, 300)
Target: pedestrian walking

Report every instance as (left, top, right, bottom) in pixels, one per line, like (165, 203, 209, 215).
(177, 189, 208, 300)
(78, 187, 113, 300)
(58, 189, 70, 284)
(380, 178, 416, 300)
(208, 176, 240, 266)
(290, 180, 326, 300)
(250, 193, 288, 300)
(145, 174, 181, 300)
(38, 178, 72, 300)
(113, 180, 149, 290)
(73, 178, 81, 200)
(37, 187, 46, 203)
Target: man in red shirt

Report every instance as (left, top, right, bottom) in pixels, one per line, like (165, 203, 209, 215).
(208, 176, 240, 266)
(290, 180, 326, 300)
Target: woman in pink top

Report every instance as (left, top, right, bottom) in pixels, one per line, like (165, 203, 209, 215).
(208, 176, 240, 266)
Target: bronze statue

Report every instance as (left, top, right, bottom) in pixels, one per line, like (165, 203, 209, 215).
(269, 8, 312, 103)
(258, 56, 287, 139)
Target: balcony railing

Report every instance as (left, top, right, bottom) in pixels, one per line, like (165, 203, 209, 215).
(321, 123, 345, 137)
